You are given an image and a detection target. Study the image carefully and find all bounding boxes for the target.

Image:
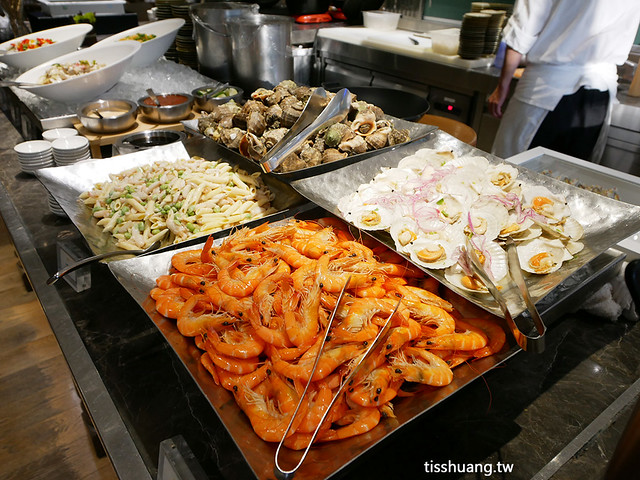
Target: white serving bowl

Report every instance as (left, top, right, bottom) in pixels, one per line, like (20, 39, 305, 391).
(14, 42, 141, 104)
(42, 127, 79, 142)
(0, 24, 93, 70)
(92, 18, 185, 67)
(362, 10, 401, 31)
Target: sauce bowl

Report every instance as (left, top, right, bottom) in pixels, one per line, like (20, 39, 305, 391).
(137, 92, 194, 123)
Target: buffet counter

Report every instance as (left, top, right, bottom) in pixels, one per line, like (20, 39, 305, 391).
(2, 105, 640, 479)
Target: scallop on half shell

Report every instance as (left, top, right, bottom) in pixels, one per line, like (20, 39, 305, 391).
(516, 237, 568, 274)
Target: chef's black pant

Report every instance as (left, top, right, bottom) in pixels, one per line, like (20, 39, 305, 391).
(529, 86, 609, 161)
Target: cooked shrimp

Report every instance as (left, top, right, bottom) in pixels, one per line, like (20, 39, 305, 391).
(217, 258, 279, 297)
(317, 254, 375, 293)
(393, 284, 453, 312)
(348, 365, 402, 407)
(171, 273, 212, 293)
(318, 406, 381, 442)
(203, 340, 261, 374)
(291, 227, 340, 258)
(463, 317, 506, 358)
(155, 288, 187, 319)
(177, 294, 238, 336)
(262, 241, 313, 269)
(272, 342, 364, 382)
(205, 284, 254, 319)
(423, 320, 488, 351)
(204, 323, 265, 359)
(390, 347, 453, 386)
(215, 363, 271, 392)
(172, 249, 216, 276)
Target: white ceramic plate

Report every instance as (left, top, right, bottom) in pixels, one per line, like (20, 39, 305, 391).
(14, 42, 141, 104)
(0, 24, 93, 70)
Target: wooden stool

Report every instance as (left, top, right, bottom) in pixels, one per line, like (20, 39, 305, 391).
(418, 114, 477, 147)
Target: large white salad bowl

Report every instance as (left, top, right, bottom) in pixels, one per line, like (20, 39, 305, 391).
(14, 42, 141, 104)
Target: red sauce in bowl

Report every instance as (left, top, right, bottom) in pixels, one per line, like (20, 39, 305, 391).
(143, 94, 188, 106)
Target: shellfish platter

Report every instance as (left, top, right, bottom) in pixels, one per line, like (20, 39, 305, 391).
(288, 129, 640, 320)
(184, 80, 437, 181)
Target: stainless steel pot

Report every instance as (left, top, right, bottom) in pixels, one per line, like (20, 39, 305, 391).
(227, 13, 294, 93)
(113, 130, 187, 156)
(190, 2, 259, 82)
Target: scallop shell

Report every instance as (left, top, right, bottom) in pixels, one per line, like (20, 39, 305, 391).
(516, 237, 567, 274)
(521, 185, 571, 223)
(445, 263, 490, 294)
(486, 163, 519, 190)
(565, 240, 584, 256)
(431, 194, 466, 225)
(389, 217, 421, 253)
(507, 224, 542, 242)
(339, 201, 395, 231)
(470, 238, 509, 282)
(407, 231, 462, 270)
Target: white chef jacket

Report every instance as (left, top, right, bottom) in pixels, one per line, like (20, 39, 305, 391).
(492, 0, 640, 160)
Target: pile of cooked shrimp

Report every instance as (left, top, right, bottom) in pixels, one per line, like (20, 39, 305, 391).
(150, 218, 506, 449)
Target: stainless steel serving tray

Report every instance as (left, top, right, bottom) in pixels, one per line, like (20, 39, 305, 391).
(287, 130, 640, 320)
(182, 116, 438, 181)
(507, 146, 640, 260)
(107, 206, 625, 480)
(108, 209, 519, 480)
(34, 136, 310, 257)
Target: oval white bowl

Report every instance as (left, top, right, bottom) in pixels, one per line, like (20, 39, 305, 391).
(0, 24, 93, 70)
(14, 42, 141, 104)
(92, 18, 185, 67)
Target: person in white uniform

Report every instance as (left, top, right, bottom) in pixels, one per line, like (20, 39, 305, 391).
(489, 0, 640, 162)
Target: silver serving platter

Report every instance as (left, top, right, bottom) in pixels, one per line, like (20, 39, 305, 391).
(182, 116, 438, 181)
(35, 137, 309, 257)
(287, 130, 640, 320)
(107, 208, 625, 480)
(108, 213, 519, 480)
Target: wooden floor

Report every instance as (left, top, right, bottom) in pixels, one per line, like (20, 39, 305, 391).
(0, 217, 118, 480)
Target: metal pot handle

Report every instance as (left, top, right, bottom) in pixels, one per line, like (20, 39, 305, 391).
(190, 12, 229, 37)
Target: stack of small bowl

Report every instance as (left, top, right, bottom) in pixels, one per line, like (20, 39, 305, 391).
(14, 140, 55, 174)
(458, 12, 491, 59)
(470, 2, 491, 12)
(52, 136, 91, 166)
(480, 9, 506, 55)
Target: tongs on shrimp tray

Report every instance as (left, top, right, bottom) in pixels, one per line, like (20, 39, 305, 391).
(464, 237, 546, 353)
(274, 276, 403, 479)
(260, 87, 352, 173)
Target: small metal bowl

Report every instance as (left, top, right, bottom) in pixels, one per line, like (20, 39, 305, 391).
(114, 130, 186, 155)
(191, 85, 244, 112)
(77, 99, 138, 134)
(137, 92, 194, 123)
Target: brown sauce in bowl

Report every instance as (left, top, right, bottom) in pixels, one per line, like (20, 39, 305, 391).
(143, 94, 188, 106)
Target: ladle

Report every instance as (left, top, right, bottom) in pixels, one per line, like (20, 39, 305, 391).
(47, 240, 162, 285)
(146, 88, 161, 106)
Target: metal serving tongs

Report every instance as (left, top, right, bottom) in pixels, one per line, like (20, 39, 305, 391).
(274, 279, 402, 479)
(260, 87, 352, 173)
(465, 237, 546, 353)
(0, 80, 41, 88)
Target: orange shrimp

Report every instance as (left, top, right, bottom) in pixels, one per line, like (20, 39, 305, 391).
(262, 241, 313, 269)
(215, 363, 271, 392)
(172, 249, 216, 276)
(203, 340, 261, 374)
(156, 274, 178, 290)
(247, 304, 294, 348)
(171, 273, 212, 293)
(332, 297, 394, 343)
(348, 365, 402, 407)
(177, 294, 238, 336)
(155, 288, 187, 319)
(291, 227, 340, 258)
(316, 216, 355, 240)
(253, 271, 294, 326)
(405, 302, 456, 337)
(271, 342, 365, 382)
(200, 235, 215, 264)
(295, 381, 334, 434)
(217, 258, 279, 297)
(463, 317, 507, 358)
(383, 318, 422, 352)
(317, 254, 375, 293)
(204, 323, 266, 359)
(390, 346, 453, 386)
(393, 284, 453, 312)
(199, 352, 220, 385)
(205, 284, 254, 319)
(284, 266, 322, 347)
(423, 320, 488, 351)
(318, 406, 381, 442)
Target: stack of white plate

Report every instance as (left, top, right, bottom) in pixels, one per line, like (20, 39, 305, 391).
(13, 140, 55, 174)
(47, 193, 67, 217)
(52, 136, 91, 166)
(42, 128, 78, 143)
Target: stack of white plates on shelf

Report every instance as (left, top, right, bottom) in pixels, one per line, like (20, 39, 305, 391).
(13, 140, 55, 174)
(52, 136, 91, 166)
(42, 127, 78, 143)
(47, 193, 67, 217)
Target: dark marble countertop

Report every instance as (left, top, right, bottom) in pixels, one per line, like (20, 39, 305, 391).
(1, 105, 639, 480)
